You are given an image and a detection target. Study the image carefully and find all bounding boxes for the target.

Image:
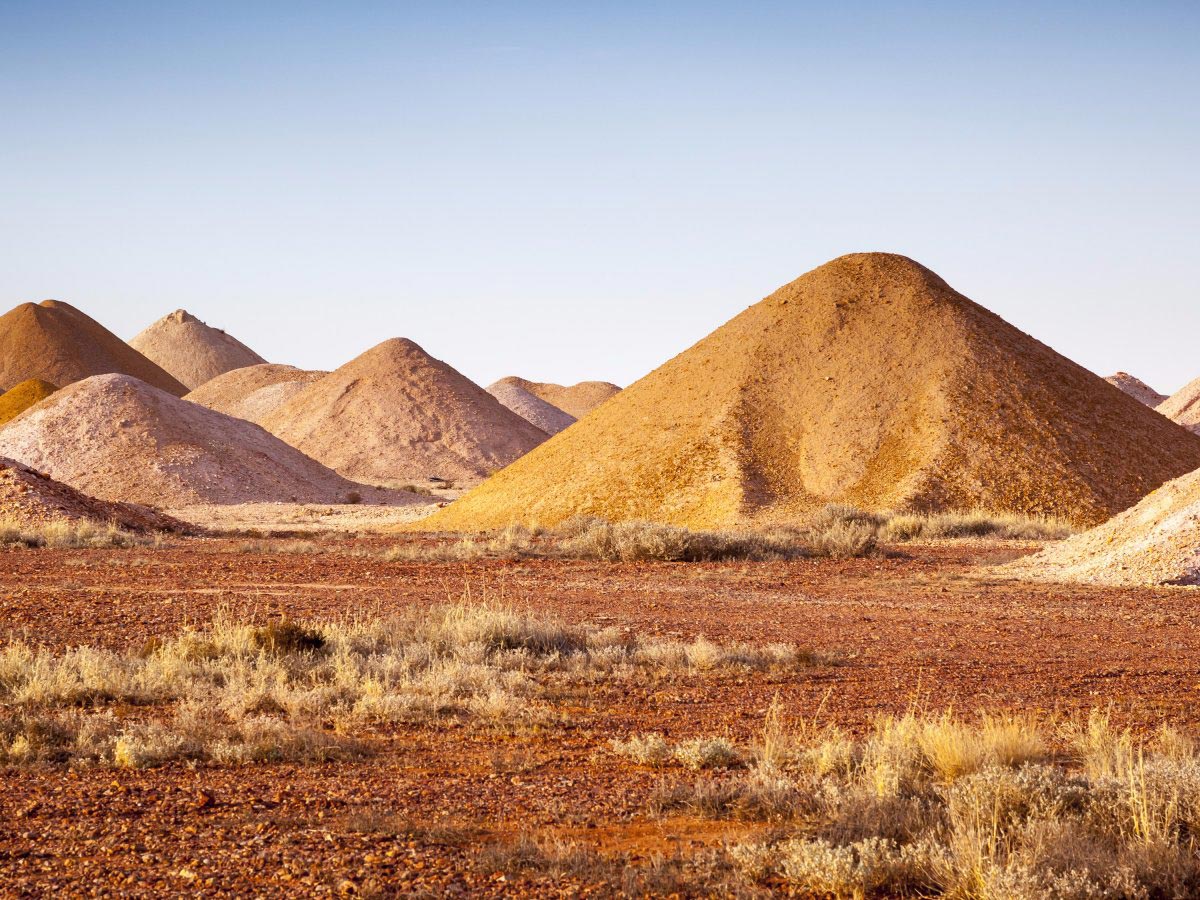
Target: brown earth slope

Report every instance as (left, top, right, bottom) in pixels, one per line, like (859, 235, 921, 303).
(1105, 372, 1167, 407)
(423, 253, 1200, 531)
(1156, 377, 1200, 434)
(0, 374, 391, 507)
(0, 378, 57, 425)
(184, 363, 327, 424)
(486, 380, 577, 435)
(497, 377, 621, 418)
(130, 309, 267, 390)
(0, 300, 186, 395)
(0, 456, 184, 532)
(260, 339, 549, 485)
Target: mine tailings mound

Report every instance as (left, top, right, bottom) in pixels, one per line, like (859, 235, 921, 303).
(0, 379, 57, 425)
(130, 309, 267, 391)
(0, 299, 187, 395)
(486, 380, 576, 435)
(1003, 465, 1200, 586)
(1105, 372, 1168, 408)
(259, 338, 549, 485)
(420, 252, 1200, 531)
(0, 456, 187, 532)
(0, 374, 393, 507)
(1156, 377, 1200, 435)
(495, 376, 620, 419)
(184, 364, 327, 425)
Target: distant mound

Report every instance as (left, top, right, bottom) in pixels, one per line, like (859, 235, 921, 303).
(0, 456, 185, 533)
(1156, 377, 1200, 435)
(260, 338, 549, 484)
(1105, 372, 1167, 407)
(185, 364, 327, 425)
(0, 300, 186, 395)
(130, 309, 267, 390)
(422, 253, 1200, 531)
(1004, 467, 1200, 586)
(0, 374, 387, 506)
(486, 380, 576, 435)
(497, 377, 620, 419)
(0, 379, 57, 425)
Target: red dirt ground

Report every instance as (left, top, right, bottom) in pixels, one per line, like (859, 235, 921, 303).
(1, 538, 1197, 896)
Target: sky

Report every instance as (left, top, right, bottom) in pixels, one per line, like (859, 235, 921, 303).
(2, 2, 1197, 392)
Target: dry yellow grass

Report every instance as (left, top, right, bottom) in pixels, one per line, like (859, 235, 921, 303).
(633, 709, 1200, 898)
(0, 517, 154, 549)
(0, 601, 814, 767)
(383, 508, 1072, 565)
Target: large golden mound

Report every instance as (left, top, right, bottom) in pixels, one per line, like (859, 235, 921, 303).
(424, 253, 1200, 530)
(0, 299, 186, 395)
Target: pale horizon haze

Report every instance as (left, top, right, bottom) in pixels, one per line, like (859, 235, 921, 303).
(2, 2, 1197, 393)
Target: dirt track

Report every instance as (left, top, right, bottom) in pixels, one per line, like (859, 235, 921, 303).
(1, 538, 1198, 896)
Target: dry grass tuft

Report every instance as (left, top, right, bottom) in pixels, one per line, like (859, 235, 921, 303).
(0, 518, 155, 549)
(386, 507, 1072, 564)
(0, 601, 819, 768)
(643, 709, 1200, 898)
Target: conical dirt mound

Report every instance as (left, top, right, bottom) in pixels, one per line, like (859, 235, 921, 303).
(0, 374, 380, 506)
(1156, 378, 1200, 435)
(497, 377, 620, 418)
(486, 380, 576, 435)
(259, 339, 550, 484)
(1003, 467, 1200, 586)
(130, 309, 267, 390)
(0, 456, 185, 532)
(0, 379, 57, 425)
(0, 300, 186, 395)
(185, 364, 327, 425)
(422, 253, 1200, 531)
(1105, 372, 1167, 407)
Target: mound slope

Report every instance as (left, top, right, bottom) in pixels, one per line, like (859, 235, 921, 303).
(497, 377, 620, 418)
(1156, 378, 1200, 435)
(486, 380, 576, 435)
(260, 339, 549, 484)
(423, 253, 1200, 531)
(185, 364, 327, 425)
(0, 374, 383, 507)
(130, 309, 267, 390)
(1105, 372, 1167, 407)
(0, 457, 185, 532)
(1004, 468, 1200, 586)
(0, 300, 186, 395)
(0, 379, 57, 425)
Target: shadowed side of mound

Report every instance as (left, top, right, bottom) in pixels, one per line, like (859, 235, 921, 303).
(497, 376, 621, 419)
(0, 456, 189, 533)
(419, 253, 1200, 531)
(0, 300, 186, 395)
(486, 380, 576, 435)
(0, 374, 413, 507)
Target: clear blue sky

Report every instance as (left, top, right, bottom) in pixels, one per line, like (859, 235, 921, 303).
(2, 2, 1197, 392)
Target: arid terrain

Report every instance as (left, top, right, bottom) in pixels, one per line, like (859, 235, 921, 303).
(3, 534, 1198, 897)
